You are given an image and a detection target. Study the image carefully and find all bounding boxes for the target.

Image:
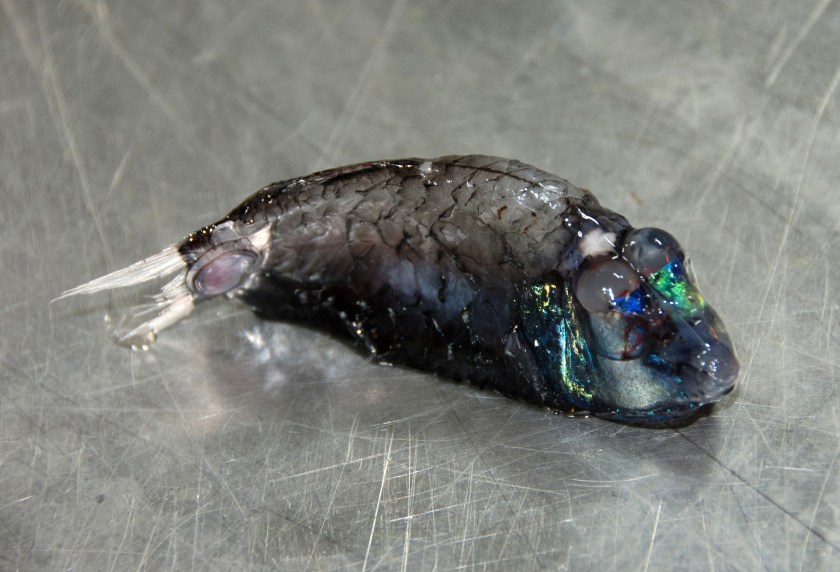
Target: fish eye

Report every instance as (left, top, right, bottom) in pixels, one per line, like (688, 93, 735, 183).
(191, 250, 257, 296)
(622, 227, 681, 277)
(575, 258, 641, 314)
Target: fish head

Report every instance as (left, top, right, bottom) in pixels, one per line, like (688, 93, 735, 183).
(572, 226, 738, 422)
(524, 223, 738, 423)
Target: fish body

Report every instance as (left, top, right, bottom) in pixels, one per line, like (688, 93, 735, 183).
(61, 155, 739, 423)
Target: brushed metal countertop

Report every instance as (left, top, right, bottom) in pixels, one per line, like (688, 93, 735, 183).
(2, 1, 838, 569)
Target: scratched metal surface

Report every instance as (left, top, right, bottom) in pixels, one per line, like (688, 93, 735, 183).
(2, 0, 839, 570)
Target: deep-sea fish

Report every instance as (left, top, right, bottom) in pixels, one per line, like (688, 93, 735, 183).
(59, 155, 738, 423)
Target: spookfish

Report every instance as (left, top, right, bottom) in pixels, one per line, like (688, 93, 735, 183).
(59, 155, 738, 423)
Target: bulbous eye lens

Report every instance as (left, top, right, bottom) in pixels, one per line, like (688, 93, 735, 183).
(622, 228, 681, 277)
(575, 258, 641, 314)
(193, 250, 257, 296)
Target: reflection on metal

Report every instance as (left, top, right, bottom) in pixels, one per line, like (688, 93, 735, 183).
(3, 0, 839, 569)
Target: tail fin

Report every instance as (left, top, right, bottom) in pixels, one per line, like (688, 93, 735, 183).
(54, 246, 195, 349)
(55, 246, 184, 298)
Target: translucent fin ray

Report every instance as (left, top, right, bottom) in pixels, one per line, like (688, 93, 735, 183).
(54, 245, 184, 300)
(54, 246, 195, 349)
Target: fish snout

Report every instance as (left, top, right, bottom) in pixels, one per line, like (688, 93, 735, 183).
(667, 307, 739, 402)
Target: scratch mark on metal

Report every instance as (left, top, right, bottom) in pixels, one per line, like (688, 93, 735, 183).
(743, 59, 840, 391)
(270, 451, 386, 484)
(700, 503, 714, 569)
(765, 0, 833, 87)
(798, 442, 840, 570)
(570, 474, 658, 485)
(695, 120, 744, 210)
(643, 500, 662, 572)
(306, 417, 359, 567)
(678, 430, 840, 553)
(401, 429, 413, 572)
(109, 494, 136, 572)
(363, 432, 394, 572)
(108, 147, 134, 197)
(318, 0, 406, 164)
(0, 495, 32, 511)
(203, 457, 246, 517)
(136, 497, 167, 572)
(79, 0, 179, 122)
(2, 0, 114, 263)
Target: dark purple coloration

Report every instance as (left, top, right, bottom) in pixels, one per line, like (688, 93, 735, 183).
(183, 156, 607, 408)
(63, 155, 738, 423)
(171, 155, 738, 421)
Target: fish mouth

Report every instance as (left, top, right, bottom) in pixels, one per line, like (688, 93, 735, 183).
(634, 360, 739, 423)
(593, 355, 738, 423)
(591, 307, 739, 424)
(663, 306, 740, 407)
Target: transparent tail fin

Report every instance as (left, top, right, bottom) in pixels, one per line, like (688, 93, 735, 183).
(54, 246, 195, 350)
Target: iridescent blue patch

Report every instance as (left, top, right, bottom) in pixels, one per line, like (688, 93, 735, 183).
(613, 286, 647, 315)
